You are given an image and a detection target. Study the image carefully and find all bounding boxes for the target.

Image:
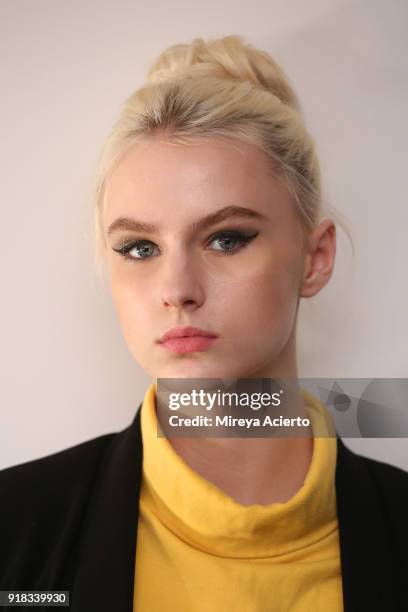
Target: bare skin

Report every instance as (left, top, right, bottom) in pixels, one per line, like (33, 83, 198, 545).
(103, 134, 336, 505)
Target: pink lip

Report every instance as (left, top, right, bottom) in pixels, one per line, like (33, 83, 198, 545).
(157, 325, 219, 354)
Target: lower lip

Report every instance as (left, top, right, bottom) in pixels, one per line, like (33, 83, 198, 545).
(158, 336, 218, 354)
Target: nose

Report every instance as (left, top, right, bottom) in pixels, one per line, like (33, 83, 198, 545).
(159, 254, 205, 311)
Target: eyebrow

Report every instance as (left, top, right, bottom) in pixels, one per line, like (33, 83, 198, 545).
(107, 205, 268, 237)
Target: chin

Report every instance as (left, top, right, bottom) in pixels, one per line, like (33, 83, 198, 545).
(147, 359, 212, 380)
(160, 361, 242, 381)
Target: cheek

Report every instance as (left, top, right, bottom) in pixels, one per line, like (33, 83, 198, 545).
(109, 274, 149, 336)
(223, 258, 301, 332)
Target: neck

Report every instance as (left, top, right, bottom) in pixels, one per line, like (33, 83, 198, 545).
(167, 431, 313, 506)
(156, 340, 314, 506)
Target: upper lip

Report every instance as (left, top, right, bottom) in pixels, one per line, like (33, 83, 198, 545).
(158, 325, 219, 342)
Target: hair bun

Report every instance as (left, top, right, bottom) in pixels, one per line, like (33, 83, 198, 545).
(146, 35, 301, 112)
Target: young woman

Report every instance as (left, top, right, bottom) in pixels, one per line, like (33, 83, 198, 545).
(1, 35, 407, 612)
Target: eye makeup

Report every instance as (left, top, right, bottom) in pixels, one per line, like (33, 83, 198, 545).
(111, 229, 260, 263)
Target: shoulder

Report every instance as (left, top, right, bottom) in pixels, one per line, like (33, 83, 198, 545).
(350, 444, 408, 491)
(338, 441, 408, 606)
(360, 450, 408, 510)
(0, 432, 116, 584)
(0, 432, 115, 494)
(339, 438, 408, 515)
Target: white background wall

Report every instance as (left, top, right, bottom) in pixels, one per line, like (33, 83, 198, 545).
(0, 0, 407, 470)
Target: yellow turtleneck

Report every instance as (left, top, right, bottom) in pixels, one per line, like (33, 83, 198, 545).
(133, 383, 343, 611)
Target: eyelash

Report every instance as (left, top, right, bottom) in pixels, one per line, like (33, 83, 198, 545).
(111, 230, 259, 263)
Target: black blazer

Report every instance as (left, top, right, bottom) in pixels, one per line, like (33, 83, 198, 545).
(1, 404, 407, 612)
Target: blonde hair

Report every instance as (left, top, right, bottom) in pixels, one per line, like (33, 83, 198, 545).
(92, 34, 352, 273)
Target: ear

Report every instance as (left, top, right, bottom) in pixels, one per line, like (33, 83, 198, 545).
(300, 218, 336, 298)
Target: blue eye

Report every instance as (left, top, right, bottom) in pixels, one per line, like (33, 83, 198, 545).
(112, 240, 158, 261)
(207, 231, 258, 255)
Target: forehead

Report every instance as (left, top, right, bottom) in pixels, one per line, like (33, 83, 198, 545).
(104, 136, 294, 226)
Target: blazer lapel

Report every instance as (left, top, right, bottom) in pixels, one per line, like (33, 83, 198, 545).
(70, 405, 143, 612)
(335, 436, 398, 611)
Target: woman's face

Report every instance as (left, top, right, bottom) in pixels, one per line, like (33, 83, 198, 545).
(103, 136, 332, 380)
